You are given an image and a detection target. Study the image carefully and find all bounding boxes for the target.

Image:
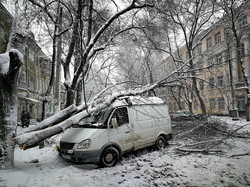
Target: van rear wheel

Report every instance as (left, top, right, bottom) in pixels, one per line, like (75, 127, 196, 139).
(99, 147, 119, 167)
(155, 136, 166, 150)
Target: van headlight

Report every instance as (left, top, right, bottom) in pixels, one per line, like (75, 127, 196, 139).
(77, 139, 91, 149)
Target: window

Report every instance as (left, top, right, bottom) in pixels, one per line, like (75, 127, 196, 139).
(29, 76, 35, 90)
(239, 16, 247, 27)
(207, 37, 212, 49)
(237, 97, 245, 111)
(215, 53, 223, 65)
(20, 71, 26, 82)
(215, 32, 221, 44)
(209, 78, 215, 89)
(217, 76, 224, 87)
(218, 97, 225, 110)
(224, 28, 231, 39)
(199, 80, 204, 90)
(29, 50, 35, 61)
(209, 98, 215, 110)
(110, 107, 129, 127)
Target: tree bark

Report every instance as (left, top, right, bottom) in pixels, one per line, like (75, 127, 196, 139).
(65, 88, 75, 107)
(0, 50, 23, 169)
(27, 105, 78, 132)
(55, 6, 63, 112)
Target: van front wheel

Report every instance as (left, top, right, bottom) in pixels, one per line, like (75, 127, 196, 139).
(99, 147, 119, 167)
(155, 136, 166, 150)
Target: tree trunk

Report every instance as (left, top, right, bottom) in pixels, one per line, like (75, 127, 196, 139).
(28, 104, 78, 132)
(0, 50, 23, 169)
(55, 7, 63, 112)
(193, 77, 206, 114)
(235, 38, 250, 121)
(65, 88, 75, 107)
(76, 82, 83, 106)
(41, 2, 60, 120)
(246, 98, 250, 121)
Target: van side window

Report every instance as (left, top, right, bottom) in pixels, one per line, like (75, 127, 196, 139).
(110, 107, 129, 127)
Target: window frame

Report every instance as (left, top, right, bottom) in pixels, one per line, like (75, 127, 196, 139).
(215, 53, 223, 65)
(215, 32, 221, 45)
(239, 15, 247, 27)
(209, 77, 215, 89)
(218, 97, 225, 110)
(109, 107, 129, 128)
(209, 98, 216, 110)
(206, 37, 212, 49)
(217, 76, 224, 88)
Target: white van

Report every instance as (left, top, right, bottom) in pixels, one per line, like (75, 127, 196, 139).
(57, 96, 172, 167)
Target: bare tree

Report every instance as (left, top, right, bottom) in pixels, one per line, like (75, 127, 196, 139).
(155, 0, 217, 114)
(25, 0, 154, 109)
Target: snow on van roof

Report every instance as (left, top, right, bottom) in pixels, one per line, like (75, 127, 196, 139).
(112, 96, 164, 107)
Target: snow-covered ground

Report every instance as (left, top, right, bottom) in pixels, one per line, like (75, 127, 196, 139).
(1, 116, 250, 187)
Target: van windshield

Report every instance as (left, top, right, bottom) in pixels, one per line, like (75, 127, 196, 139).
(74, 108, 112, 128)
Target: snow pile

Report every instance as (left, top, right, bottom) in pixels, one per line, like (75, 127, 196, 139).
(0, 116, 250, 186)
(0, 51, 10, 74)
(0, 49, 23, 75)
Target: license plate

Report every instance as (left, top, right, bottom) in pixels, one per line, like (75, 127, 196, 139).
(61, 154, 71, 160)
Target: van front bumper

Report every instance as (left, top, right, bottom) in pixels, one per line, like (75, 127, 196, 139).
(58, 148, 102, 164)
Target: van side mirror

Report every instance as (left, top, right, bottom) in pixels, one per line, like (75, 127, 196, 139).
(111, 118, 118, 128)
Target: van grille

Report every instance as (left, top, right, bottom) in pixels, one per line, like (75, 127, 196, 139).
(60, 142, 75, 149)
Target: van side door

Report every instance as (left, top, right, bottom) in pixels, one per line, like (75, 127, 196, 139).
(130, 106, 155, 150)
(108, 107, 134, 152)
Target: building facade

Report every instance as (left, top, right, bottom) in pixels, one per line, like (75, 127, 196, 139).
(17, 34, 54, 121)
(158, 7, 250, 117)
(0, 3, 55, 121)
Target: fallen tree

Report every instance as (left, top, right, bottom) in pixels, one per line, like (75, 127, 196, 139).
(27, 105, 78, 132)
(13, 83, 163, 149)
(173, 119, 250, 155)
(12, 54, 197, 150)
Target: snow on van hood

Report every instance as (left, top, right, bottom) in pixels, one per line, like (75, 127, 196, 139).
(60, 128, 98, 143)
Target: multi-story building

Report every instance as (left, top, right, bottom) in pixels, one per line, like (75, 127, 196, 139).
(17, 33, 54, 121)
(0, 3, 55, 121)
(158, 6, 250, 117)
